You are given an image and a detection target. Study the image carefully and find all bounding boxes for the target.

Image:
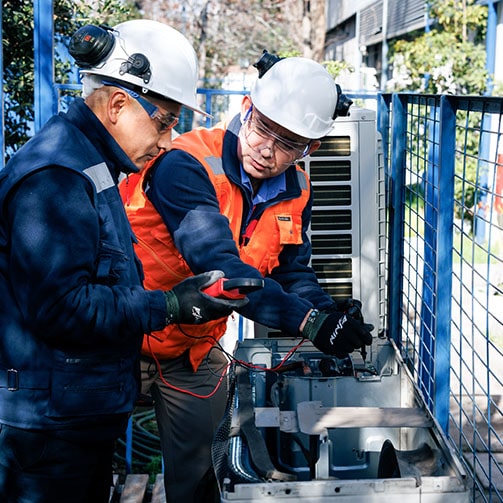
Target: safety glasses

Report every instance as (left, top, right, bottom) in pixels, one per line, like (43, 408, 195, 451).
(102, 80, 179, 133)
(242, 106, 310, 160)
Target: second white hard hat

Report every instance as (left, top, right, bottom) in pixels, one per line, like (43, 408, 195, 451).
(250, 56, 339, 139)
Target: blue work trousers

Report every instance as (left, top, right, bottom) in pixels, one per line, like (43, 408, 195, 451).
(0, 423, 115, 503)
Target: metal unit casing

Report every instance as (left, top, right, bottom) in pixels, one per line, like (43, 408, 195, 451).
(302, 108, 384, 334)
(218, 337, 470, 502)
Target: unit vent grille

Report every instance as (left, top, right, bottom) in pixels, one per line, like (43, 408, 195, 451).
(308, 160, 352, 182)
(311, 209, 352, 231)
(311, 136, 351, 157)
(301, 109, 382, 333)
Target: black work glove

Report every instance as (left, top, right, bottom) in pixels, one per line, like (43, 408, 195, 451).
(164, 270, 248, 325)
(301, 309, 374, 358)
(323, 298, 364, 322)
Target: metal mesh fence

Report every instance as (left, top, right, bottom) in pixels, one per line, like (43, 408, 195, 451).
(380, 94, 503, 502)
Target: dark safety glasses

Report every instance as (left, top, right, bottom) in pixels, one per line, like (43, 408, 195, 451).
(102, 80, 179, 133)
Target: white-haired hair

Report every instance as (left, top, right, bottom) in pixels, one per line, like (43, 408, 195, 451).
(80, 73, 105, 99)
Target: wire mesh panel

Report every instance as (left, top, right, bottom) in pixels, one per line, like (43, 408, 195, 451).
(384, 94, 503, 502)
(449, 98, 503, 502)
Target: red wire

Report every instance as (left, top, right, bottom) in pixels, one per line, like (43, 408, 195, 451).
(145, 333, 309, 399)
(147, 334, 230, 398)
(233, 338, 308, 372)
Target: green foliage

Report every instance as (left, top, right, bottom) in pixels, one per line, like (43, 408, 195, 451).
(277, 50, 301, 58)
(391, 32, 487, 94)
(2, 0, 138, 159)
(388, 0, 489, 242)
(3, 1, 37, 159)
(322, 60, 355, 79)
(388, 0, 488, 95)
(145, 455, 163, 483)
(429, 0, 487, 42)
(257, 51, 354, 79)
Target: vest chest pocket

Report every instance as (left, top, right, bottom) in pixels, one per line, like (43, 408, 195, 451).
(240, 211, 304, 275)
(276, 213, 303, 245)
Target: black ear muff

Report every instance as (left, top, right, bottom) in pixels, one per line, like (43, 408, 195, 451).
(69, 25, 116, 69)
(119, 53, 152, 84)
(333, 84, 353, 119)
(253, 49, 282, 78)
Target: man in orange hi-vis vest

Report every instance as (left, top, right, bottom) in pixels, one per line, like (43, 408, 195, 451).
(121, 51, 374, 502)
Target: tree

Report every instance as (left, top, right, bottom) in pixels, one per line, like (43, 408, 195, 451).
(2, 0, 138, 160)
(387, 0, 488, 224)
(387, 0, 488, 95)
(3, 0, 333, 157)
(136, 0, 328, 85)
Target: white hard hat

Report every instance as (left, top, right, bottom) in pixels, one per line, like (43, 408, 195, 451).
(250, 56, 339, 139)
(69, 20, 209, 116)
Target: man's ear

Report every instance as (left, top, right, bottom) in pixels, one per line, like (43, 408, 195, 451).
(108, 89, 129, 125)
(240, 95, 252, 119)
(306, 139, 321, 156)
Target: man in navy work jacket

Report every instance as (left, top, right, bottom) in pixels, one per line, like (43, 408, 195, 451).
(0, 20, 245, 503)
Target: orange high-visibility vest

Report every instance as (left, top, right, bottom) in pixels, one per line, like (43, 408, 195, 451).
(122, 124, 310, 370)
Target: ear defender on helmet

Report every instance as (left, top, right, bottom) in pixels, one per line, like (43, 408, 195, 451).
(333, 84, 353, 119)
(69, 24, 152, 84)
(69, 25, 116, 69)
(253, 50, 282, 78)
(120, 53, 151, 84)
(71, 19, 210, 116)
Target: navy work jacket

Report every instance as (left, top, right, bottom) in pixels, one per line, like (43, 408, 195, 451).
(0, 99, 166, 441)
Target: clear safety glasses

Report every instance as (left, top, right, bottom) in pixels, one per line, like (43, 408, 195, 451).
(102, 80, 179, 133)
(242, 106, 310, 161)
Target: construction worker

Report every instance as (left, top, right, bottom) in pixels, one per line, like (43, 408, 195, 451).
(0, 20, 247, 503)
(121, 51, 374, 502)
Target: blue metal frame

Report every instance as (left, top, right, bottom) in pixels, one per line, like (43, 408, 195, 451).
(434, 95, 456, 431)
(387, 94, 407, 347)
(379, 94, 503, 501)
(196, 88, 250, 128)
(33, 0, 55, 131)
